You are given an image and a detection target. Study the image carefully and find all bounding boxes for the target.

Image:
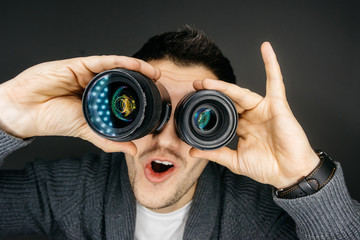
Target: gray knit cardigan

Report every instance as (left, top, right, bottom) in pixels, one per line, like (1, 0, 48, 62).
(0, 130, 359, 239)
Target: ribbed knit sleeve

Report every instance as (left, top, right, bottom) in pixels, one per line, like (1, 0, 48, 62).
(0, 129, 33, 166)
(0, 153, 113, 239)
(273, 163, 360, 239)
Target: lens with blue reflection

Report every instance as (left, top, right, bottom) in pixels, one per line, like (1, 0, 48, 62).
(85, 75, 117, 136)
(85, 76, 140, 134)
(83, 68, 171, 142)
(194, 108, 217, 131)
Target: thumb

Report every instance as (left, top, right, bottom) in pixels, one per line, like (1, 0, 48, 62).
(189, 147, 241, 174)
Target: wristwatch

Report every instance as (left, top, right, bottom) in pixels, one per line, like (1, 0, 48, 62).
(275, 150, 337, 199)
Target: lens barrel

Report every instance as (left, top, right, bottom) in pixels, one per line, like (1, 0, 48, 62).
(82, 68, 171, 141)
(175, 90, 238, 150)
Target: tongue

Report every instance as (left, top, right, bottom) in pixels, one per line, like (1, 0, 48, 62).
(151, 161, 173, 173)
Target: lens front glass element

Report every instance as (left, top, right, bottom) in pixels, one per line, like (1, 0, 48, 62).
(194, 108, 217, 131)
(85, 74, 141, 137)
(111, 85, 137, 123)
(85, 75, 115, 136)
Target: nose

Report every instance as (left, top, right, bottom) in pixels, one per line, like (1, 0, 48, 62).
(152, 110, 183, 149)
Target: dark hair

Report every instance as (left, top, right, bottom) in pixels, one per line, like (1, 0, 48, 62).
(133, 26, 236, 84)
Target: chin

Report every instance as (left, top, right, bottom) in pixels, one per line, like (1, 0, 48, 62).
(134, 183, 179, 210)
(132, 172, 197, 211)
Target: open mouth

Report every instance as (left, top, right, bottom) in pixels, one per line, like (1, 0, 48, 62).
(151, 160, 174, 173)
(144, 159, 176, 183)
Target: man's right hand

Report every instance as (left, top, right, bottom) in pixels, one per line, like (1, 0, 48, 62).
(0, 56, 160, 155)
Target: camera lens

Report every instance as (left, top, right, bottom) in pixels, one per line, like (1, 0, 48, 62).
(175, 90, 238, 150)
(82, 68, 171, 141)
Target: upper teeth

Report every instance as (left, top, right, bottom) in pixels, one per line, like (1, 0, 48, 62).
(154, 160, 173, 166)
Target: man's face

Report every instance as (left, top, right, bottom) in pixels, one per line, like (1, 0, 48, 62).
(125, 59, 217, 213)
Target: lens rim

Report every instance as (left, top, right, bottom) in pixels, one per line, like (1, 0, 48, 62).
(83, 70, 147, 140)
(83, 69, 171, 142)
(175, 90, 238, 150)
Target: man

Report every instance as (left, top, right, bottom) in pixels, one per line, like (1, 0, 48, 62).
(0, 27, 359, 239)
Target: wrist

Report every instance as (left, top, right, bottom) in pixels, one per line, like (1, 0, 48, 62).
(0, 83, 31, 139)
(275, 150, 320, 189)
(275, 150, 337, 199)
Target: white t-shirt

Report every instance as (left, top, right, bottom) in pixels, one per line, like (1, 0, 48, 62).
(135, 201, 192, 240)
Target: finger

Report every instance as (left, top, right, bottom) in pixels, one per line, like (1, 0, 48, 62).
(189, 147, 242, 175)
(79, 126, 138, 155)
(82, 56, 161, 79)
(66, 56, 161, 88)
(194, 80, 244, 113)
(193, 79, 263, 111)
(261, 42, 286, 99)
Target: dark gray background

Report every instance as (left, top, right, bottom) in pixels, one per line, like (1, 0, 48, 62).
(1, 0, 359, 239)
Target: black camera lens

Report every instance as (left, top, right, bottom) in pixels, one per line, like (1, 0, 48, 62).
(175, 90, 238, 150)
(82, 68, 171, 141)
